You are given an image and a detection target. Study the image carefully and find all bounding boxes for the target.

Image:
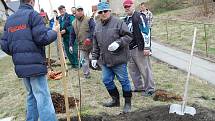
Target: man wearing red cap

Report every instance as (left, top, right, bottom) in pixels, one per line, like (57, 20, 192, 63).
(39, 8, 49, 25)
(123, 0, 155, 96)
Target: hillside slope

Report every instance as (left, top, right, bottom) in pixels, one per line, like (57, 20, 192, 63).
(155, 6, 215, 24)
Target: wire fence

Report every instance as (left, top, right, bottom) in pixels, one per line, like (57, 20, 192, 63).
(152, 17, 215, 62)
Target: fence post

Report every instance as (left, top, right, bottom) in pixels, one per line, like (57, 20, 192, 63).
(180, 22, 183, 41)
(203, 0, 209, 16)
(166, 19, 169, 42)
(204, 24, 208, 57)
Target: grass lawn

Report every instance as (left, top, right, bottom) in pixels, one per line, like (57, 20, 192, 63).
(0, 45, 215, 120)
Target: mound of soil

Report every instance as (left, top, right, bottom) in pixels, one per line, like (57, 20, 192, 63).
(153, 89, 182, 102)
(107, 105, 215, 121)
(59, 105, 215, 121)
(51, 92, 79, 114)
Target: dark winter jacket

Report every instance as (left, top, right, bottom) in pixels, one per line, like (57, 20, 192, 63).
(124, 11, 149, 50)
(92, 16, 132, 67)
(0, 4, 57, 78)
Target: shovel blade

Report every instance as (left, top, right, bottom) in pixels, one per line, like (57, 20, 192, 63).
(169, 104, 196, 116)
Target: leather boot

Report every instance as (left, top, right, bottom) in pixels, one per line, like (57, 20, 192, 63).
(103, 88, 120, 107)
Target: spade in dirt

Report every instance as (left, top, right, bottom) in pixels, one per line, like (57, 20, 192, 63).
(169, 27, 197, 116)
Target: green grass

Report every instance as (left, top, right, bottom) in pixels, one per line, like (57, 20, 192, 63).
(0, 46, 215, 120)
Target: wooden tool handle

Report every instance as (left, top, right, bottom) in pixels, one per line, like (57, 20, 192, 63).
(182, 27, 197, 111)
(56, 21, 71, 121)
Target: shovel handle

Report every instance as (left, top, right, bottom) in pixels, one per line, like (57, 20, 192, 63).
(182, 27, 197, 112)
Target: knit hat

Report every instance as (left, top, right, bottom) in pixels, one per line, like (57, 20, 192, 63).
(123, 0, 134, 7)
(97, 2, 111, 12)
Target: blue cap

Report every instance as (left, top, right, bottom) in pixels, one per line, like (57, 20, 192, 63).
(97, 2, 111, 12)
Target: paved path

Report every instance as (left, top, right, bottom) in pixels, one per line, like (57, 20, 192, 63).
(151, 41, 215, 85)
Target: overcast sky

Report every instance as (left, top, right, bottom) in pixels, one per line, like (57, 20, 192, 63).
(33, 0, 99, 17)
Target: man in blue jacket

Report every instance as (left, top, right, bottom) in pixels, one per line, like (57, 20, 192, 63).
(0, 0, 58, 120)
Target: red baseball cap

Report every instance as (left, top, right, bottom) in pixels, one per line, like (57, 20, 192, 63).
(123, 0, 134, 7)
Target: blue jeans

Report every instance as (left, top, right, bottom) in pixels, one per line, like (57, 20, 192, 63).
(102, 64, 131, 92)
(23, 75, 57, 121)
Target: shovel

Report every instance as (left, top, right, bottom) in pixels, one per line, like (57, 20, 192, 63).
(169, 27, 197, 116)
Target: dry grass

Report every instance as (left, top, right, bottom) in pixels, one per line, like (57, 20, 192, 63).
(153, 6, 215, 61)
(0, 44, 215, 120)
(155, 6, 215, 24)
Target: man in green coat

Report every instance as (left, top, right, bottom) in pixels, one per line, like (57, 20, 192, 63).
(58, 5, 78, 68)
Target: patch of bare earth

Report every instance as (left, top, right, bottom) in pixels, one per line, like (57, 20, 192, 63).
(59, 105, 215, 121)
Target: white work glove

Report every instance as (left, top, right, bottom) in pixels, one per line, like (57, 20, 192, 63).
(60, 30, 66, 35)
(108, 42, 120, 52)
(91, 60, 97, 68)
(69, 46, 73, 54)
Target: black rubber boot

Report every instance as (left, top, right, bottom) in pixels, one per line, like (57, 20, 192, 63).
(123, 91, 132, 113)
(103, 88, 120, 107)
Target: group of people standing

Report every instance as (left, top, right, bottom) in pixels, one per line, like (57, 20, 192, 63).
(48, 4, 96, 79)
(0, 0, 155, 120)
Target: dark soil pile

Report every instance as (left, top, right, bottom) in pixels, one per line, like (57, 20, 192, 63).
(51, 92, 79, 114)
(107, 105, 215, 121)
(153, 89, 182, 102)
(59, 105, 215, 121)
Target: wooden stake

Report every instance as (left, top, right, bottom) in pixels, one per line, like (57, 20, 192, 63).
(57, 22, 71, 121)
(204, 24, 208, 57)
(48, 0, 70, 120)
(48, 45, 51, 69)
(166, 19, 169, 42)
(203, 0, 209, 16)
(77, 45, 82, 115)
(47, 0, 52, 70)
(38, 0, 41, 11)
